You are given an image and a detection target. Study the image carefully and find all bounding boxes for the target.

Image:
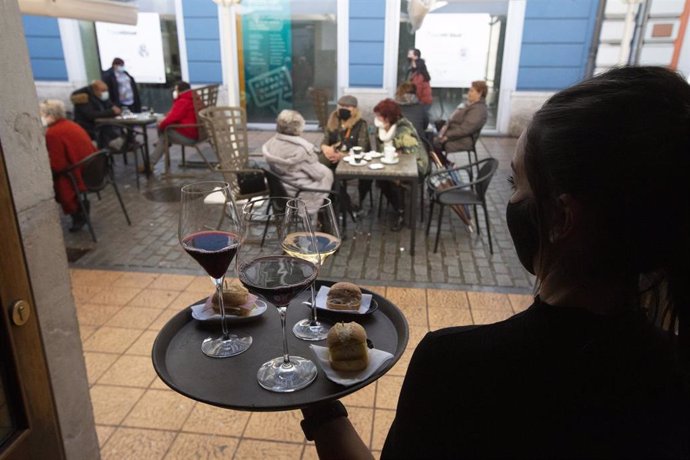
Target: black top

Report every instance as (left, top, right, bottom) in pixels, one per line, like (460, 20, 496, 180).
(70, 86, 118, 141)
(382, 297, 690, 459)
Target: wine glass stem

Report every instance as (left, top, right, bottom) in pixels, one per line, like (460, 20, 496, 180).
(214, 277, 229, 339)
(309, 284, 319, 325)
(278, 306, 290, 365)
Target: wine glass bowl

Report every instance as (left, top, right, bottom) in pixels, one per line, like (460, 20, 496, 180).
(237, 197, 319, 392)
(179, 181, 252, 358)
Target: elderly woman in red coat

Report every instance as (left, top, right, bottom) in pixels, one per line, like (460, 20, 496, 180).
(41, 99, 97, 232)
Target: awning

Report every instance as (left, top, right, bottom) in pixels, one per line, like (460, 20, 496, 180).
(18, 0, 138, 25)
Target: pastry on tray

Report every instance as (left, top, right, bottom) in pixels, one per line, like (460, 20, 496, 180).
(206, 283, 255, 317)
(327, 322, 369, 371)
(326, 282, 362, 311)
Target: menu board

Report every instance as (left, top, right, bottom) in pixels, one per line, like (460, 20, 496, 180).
(415, 13, 491, 88)
(241, 0, 292, 116)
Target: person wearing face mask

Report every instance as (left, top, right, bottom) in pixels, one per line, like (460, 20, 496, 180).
(102, 57, 141, 113)
(373, 98, 429, 231)
(319, 95, 372, 210)
(40, 99, 97, 232)
(146, 81, 198, 172)
(71, 79, 123, 149)
(435, 80, 488, 154)
(298, 67, 690, 460)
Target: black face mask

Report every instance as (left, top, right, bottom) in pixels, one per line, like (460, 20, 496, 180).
(338, 108, 351, 120)
(506, 200, 540, 275)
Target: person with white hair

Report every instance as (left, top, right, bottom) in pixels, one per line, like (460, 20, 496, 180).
(262, 109, 333, 212)
(40, 99, 97, 232)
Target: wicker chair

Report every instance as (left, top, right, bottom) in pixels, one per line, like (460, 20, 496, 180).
(309, 88, 330, 130)
(199, 106, 268, 201)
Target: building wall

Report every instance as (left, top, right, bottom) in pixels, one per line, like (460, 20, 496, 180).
(1, 2, 99, 459)
(181, 0, 222, 84)
(349, 0, 385, 87)
(517, 0, 600, 90)
(22, 15, 68, 81)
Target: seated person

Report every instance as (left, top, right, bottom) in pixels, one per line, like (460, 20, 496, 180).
(40, 99, 97, 232)
(101, 57, 141, 113)
(373, 98, 428, 231)
(319, 95, 372, 209)
(148, 81, 199, 171)
(300, 67, 690, 459)
(395, 81, 429, 142)
(436, 80, 488, 153)
(263, 110, 334, 213)
(71, 80, 123, 150)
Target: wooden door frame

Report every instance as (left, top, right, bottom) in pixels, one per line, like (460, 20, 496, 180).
(0, 139, 64, 459)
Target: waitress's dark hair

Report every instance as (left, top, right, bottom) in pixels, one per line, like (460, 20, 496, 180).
(524, 66, 690, 358)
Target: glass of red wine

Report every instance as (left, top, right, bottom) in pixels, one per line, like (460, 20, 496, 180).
(237, 197, 319, 392)
(179, 181, 252, 358)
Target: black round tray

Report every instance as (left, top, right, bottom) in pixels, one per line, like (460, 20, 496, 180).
(152, 280, 409, 411)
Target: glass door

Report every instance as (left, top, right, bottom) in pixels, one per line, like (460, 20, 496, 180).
(237, 0, 338, 124)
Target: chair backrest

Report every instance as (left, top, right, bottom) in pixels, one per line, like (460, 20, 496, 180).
(199, 106, 249, 197)
(77, 150, 112, 192)
(474, 157, 499, 199)
(191, 84, 220, 142)
(309, 88, 330, 129)
(262, 169, 292, 212)
(470, 129, 482, 151)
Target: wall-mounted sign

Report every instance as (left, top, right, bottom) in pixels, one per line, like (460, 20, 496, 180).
(241, 0, 292, 116)
(415, 13, 491, 88)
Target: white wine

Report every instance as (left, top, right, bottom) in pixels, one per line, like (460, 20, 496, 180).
(282, 231, 341, 264)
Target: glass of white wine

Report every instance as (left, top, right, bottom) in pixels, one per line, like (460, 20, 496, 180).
(285, 199, 341, 341)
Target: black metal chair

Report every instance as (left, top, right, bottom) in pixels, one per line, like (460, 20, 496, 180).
(56, 149, 131, 242)
(95, 122, 146, 189)
(426, 158, 498, 254)
(445, 130, 482, 181)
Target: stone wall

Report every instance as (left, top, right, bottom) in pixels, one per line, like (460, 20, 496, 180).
(0, 1, 99, 458)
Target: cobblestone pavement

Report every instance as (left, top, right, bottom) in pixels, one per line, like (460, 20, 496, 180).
(62, 130, 534, 293)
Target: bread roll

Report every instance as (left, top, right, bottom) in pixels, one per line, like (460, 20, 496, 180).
(327, 322, 368, 371)
(210, 283, 252, 315)
(327, 282, 362, 311)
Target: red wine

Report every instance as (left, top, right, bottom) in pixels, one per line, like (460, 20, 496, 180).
(239, 256, 317, 308)
(182, 231, 239, 279)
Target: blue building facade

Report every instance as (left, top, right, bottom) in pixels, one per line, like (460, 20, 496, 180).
(24, 0, 641, 133)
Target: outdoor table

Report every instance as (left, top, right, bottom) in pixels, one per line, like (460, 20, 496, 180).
(335, 154, 419, 256)
(151, 280, 409, 411)
(95, 113, 158, 177)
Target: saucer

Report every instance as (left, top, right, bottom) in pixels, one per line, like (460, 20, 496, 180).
(380, 157, 399, 165)
(368, 163, 384, 170)
(345, 158, 368, 166)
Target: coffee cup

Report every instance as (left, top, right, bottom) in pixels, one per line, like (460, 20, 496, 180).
(351, 146, 363, 156)
(383, 146, 397, 162)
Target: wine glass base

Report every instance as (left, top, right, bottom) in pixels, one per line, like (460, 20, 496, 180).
(257, 356, 317, 393)
(201, 333, 252, 358)
(292, 319, 330, 341)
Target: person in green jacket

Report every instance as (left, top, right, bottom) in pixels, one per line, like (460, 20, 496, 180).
(373, 98, 429, 231)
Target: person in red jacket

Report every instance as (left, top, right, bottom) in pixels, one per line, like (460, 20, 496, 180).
(40, 99, 97, 232)
(147, 81, 199, 171)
